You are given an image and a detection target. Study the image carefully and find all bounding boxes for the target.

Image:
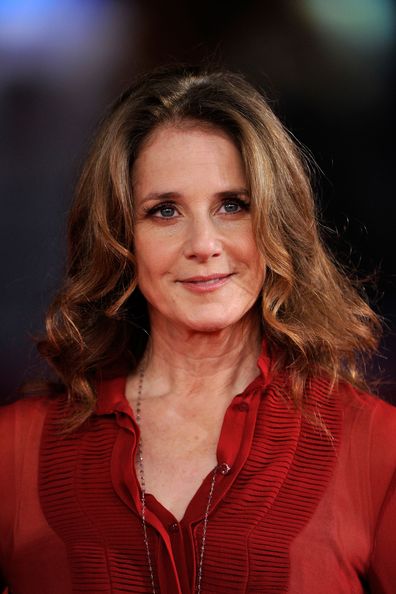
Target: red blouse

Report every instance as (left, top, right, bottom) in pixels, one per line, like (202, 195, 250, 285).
(1, 350, 396, 593)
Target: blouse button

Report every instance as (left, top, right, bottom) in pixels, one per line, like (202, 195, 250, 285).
(218, 462, 231, 475)
(168, 522, 179, 533)
(237, 402, 249, 412)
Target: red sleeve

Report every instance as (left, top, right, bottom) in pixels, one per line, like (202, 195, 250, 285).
(0, 396, 51, 593)
(368, 469, 396, 593)
(367, 398, 396, 593)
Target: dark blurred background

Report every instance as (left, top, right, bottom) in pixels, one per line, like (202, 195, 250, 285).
(0, 0, 395, 401)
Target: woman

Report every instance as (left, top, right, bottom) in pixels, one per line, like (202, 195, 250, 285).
(1, 67, 395, 594)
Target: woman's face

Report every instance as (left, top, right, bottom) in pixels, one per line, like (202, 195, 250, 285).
(132, 124, 265, 335)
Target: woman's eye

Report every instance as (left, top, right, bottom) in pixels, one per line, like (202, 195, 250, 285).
(158, 205, 176, 218)
(148, 203, 178, 218)
(220, 199, 250, 214)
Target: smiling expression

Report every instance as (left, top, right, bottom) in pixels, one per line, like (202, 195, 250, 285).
(132, 124, 265, 335)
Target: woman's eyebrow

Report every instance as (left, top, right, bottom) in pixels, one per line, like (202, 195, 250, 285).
(217, 188, 250, 198)
(140, 191, 181, 204)
(140, 188, 249, 204)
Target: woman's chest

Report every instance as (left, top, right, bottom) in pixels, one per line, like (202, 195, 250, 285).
(11, 453, 371, 594)
(136, 416, 221, 521)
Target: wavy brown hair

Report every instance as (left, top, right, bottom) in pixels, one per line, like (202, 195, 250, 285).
(35, 66, 380, 429)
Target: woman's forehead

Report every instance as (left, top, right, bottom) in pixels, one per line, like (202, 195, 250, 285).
(132, 126, 246, 199)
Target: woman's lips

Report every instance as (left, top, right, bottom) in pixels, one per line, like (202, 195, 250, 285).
(178, 273, 234, 293)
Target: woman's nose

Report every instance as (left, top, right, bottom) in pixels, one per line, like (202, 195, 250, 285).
(183, 216, 222, 261)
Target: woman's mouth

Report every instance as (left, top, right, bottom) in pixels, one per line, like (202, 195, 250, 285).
(178, 273, 234, 293)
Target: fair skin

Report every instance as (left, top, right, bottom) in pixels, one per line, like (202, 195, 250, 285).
(125, 123, 265, 521)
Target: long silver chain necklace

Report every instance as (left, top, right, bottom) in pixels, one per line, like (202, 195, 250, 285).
(134, 368, 218, 594)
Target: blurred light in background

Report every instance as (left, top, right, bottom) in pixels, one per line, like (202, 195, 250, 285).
(302, 0, 395, 49)
(295, 0, 396, 108)
(0, 0, 132, 81)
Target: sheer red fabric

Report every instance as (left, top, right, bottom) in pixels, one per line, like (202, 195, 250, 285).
(1, 350, 395, 593)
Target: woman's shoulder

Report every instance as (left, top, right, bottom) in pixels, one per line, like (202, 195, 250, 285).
(0, 393, 59, 449)
(336, 381, 396, 431)
(334, 382, 396, 496)
(305, 376, 396, 467)
(335, 381, 396, 444)
(0, 392, 54, 419)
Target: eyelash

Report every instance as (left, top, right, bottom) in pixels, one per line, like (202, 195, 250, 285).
(144, 197, 250, 219)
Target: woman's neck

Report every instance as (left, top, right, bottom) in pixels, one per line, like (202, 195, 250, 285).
(129, 316, 262, 405)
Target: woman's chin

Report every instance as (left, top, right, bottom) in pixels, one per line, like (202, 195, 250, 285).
(175, 313, 248, 335)
(149, 304, 258, 336)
